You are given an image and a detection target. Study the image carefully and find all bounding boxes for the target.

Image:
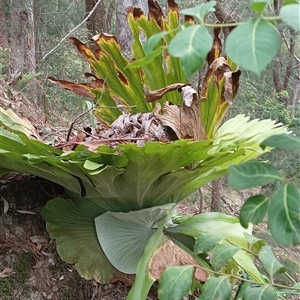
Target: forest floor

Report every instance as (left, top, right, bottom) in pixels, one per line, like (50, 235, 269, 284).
(0, 84, 299, 300)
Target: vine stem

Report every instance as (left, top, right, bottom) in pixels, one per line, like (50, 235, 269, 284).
(193, 264, 300, 292)
(203, 15, 282, 28)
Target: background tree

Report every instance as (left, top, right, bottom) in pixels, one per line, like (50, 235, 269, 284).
(116, 0, 148, 54)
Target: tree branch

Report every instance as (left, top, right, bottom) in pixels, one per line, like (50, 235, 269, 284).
(41, 0, 103, 61)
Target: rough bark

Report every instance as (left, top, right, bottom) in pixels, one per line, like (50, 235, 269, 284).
(85, 0, 115, 37)
(116, 0, 148, 54)
(9, 0, 36, 79)
(210, 178, 223, 212)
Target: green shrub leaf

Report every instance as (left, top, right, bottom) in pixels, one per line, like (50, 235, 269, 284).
(180, 1, 216, 22)
(194, 234, 222, 254)
(243, 232, 266, 254)
(251, 0, 271, 14)
(225, 19, 280, 74)
(240, 195, 269, 228)
(210, 243, 240, 270)
(228, 161, 284, 189)
(158, 265, 194, 300)
(169, 25, 213, 77)
(258, 245, 285, 278)
(199, 276, 231, 300)
(280, 3, 300, 31)
(261, 134, 300, 150)
(268, 184, 300, 246)
(243, 285, 278, 300)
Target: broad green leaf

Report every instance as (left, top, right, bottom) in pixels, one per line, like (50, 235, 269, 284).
(228, 161, 283, 189)
(94, 203, 175, 274)
(127, 227, 165, 300)
(166, 212, 252, 249)
(251, 0, 271, 14)
(210, 243, 240, 270)
(169, 25, 213, 77)
(261, 134, 300, 150)
(194, 234, 222, 254)
(258, 245, 285, 279)
(280, 3, 300, 31)
(240, 195, 269, 228)
(226, 19, 280, 74)
(268, 184, 300, 246)
(40, 195, 117, 283)
(243, 285, 278, 300)
(243, 232, 265, 254)
(180, 1, 216, 22)
(199, 276, 231, 300)
(158, 265, 194, 300)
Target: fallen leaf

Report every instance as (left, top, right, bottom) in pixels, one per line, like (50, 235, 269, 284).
(0, 267, 13, 278)
(16, 210, 36, 215)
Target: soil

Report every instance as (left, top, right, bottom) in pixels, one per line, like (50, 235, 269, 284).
(0, 84, 299, 300)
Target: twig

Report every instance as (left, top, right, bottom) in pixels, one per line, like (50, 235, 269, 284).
(41, 0, 103, 61)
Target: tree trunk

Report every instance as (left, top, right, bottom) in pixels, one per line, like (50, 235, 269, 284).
(210, 178, 223, 212)
(9, 0, 36, 79)
(85, 0, 110, 38)
(116, 0, 148, 54)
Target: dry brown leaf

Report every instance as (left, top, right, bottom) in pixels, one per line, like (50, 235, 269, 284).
(179, 85, 198, 107)
(149, 239, 208, 282)
(154, 102, 206, 141)
(146, 83, 187, 103)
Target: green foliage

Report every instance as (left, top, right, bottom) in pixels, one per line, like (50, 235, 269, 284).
(158, 266, 194, 300)
(226, 19, 281, 74)
(228, 134, 300, 247)
(134, 0, 299, 77)
(1, 1, 299, 299)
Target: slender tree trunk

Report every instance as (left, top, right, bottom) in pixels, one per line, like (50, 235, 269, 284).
(116, 0, 148, 54)
(85, 0, 107, 38)
(9, 0, 36, 79)
(210, 178, 223, 212)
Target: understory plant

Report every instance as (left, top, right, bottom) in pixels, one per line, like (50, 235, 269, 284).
(0, 1, 299, 299)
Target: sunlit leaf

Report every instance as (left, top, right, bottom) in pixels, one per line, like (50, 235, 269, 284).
(251, 0, 271, 14)
(228, 162, 284, 189)
(240, 195, 269, 228)
(258, 246, 285, 279)
(280, 3, 300, 31)
(226, 19, 280, 74)
(158, 266, 194, 300)
(243, 285, 278, 300)
(268, 184, 300, 246)
(169, 25, 213, 77)
(199, 276, 231, 300)
(180, 1, 216, 22)
(194, 234, 222, 254)
(243, 232, 265, 254)
(210, 243, 240, 270)
(261, 134, 300, 150)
